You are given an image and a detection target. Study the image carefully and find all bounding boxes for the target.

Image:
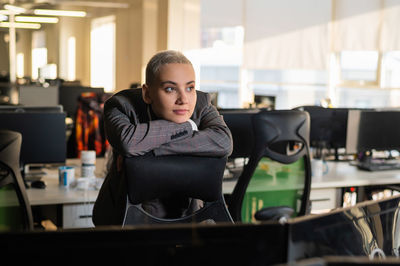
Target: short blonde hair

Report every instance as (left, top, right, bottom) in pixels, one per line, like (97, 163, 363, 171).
(145, 50, 192, 85)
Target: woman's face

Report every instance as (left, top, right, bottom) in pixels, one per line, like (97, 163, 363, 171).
(142, 63, 197, 124)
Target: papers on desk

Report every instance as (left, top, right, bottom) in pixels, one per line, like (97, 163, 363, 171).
(69, 177, 104, 191)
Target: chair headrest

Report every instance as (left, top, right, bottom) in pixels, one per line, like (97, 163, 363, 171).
(124, 154, 227, 204)
(252, 110, 310, 164)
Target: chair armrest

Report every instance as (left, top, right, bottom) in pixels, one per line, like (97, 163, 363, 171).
(254, 206, 294, 224)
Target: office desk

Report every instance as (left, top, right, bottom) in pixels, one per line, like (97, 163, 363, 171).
(28, 160, 400, 228)
(222, 161, 400, 212)
(26, 158, 105, 229)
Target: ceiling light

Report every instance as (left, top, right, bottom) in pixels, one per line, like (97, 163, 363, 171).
(34, 9, 86, 17)
(15, 16, 59, 23)
(4, 4, 26, 14)
(60, 1, 129, 8)
(0, 22, 41, 29)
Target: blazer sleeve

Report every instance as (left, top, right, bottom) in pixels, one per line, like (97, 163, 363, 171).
(153, 93, 233, 157)
(104, 91, 193, 156)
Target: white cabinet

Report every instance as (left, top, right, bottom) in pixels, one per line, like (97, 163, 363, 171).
(63, 203, 94, 229)
(309, 188, 341, 213)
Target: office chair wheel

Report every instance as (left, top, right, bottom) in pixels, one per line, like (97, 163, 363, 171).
(254, 206, 294, 224)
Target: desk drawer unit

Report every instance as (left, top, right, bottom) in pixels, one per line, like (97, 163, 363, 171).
(63, 203, 94, 229)
(309, 188, 340, 213)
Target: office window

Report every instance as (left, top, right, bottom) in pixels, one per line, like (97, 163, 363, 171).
(16, 53, 24, 78)
(31, 48, 47, 80)
(67, 36, 76, 81)
(247, 69, 328, 109)
(192, 26, 243, 108)
(39, 64, 57, 80)
(90, 15, 115, 92)
(198, 1, 400, 109)
(333, 51, 400, 108)
(382, 51, 400, 88)
(31, 30, 47, 80)
(335, 87, 392, 108)
(339, 51, 379, 85)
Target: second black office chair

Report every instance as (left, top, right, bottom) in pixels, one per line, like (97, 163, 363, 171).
(0, 130, 33, 231)
(228, 110, 312, 223)
(122, 154, 233, 226)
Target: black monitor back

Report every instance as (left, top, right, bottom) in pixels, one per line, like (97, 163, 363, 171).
(0, 111, 66, 165)
(0, 105, 63, 113)
(2, 195, 400, 265)
(218, 108, 260, 158)
(299, 106, 349, 149)
(357, 111, 400, 152)
(288, 195, 400, 261)
(59, 85, 104, 118)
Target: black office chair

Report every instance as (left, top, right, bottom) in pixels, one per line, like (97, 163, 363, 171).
(228, 110, 312, 223)
(122, 154, 233, 226)
(0, 130, 33, 231)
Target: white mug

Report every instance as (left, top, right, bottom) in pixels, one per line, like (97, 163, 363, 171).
(311, 159, 328, 178)
(58, 166, 75, 188)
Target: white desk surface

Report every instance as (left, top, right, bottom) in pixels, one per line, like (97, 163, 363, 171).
(222, 161, 400, 194)
(26, 158, 105, 206)
(310, 161, 400, 189)
(27, 160, 400, 206)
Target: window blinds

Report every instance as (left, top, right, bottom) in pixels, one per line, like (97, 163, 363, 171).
(243, 0, 331, 70)
(243, 0, 400, 70)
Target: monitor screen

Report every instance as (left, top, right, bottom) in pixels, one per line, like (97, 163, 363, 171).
(254, 95, 275, 109)
(19, 85, 59, 107)
(355, 111, 400, 152)
(300, 107, 349, 149)
(218, 108, 260, 158)
(0, 111, 66, 166)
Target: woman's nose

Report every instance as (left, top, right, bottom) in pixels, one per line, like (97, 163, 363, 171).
(177, 90, 188, 104)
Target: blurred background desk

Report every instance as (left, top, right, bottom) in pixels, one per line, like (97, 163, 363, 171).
(26, 158, 105, 229)
(222, 160, 400, 213)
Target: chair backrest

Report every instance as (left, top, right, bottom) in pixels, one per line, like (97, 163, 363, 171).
(122, 154, 233, 226)
(0, 130, 33, 231)
(228, 110, 312, 222)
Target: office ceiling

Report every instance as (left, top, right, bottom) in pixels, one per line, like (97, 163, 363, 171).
(0, 0, 129, 11)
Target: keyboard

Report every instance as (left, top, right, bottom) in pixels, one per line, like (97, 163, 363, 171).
(357, 160, 400, 171)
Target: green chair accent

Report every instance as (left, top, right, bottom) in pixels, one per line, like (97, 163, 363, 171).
(241, 158, 306, 223)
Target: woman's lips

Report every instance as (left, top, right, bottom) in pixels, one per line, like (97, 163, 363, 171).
(173, 109, 188, 115)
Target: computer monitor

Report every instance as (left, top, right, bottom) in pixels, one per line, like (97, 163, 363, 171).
(298, 106, 349, 150)
(59, 85, 104, 118)
(19, 85, 59, 107)
(0, 110, 66, 175)
(218, 108, 261, 158)
(254, 95, 275, 109)
(0, 105, 63, 113)
(347, 110, 400, 153)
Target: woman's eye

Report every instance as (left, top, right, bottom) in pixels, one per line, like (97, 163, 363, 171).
(165, 87, 174, 93)
(186, 86, 194, 92)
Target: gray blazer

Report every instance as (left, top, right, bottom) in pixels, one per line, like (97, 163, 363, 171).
(92, 88, 232, 226)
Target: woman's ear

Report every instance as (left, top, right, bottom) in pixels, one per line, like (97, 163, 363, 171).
(142, 84, 152, 104)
